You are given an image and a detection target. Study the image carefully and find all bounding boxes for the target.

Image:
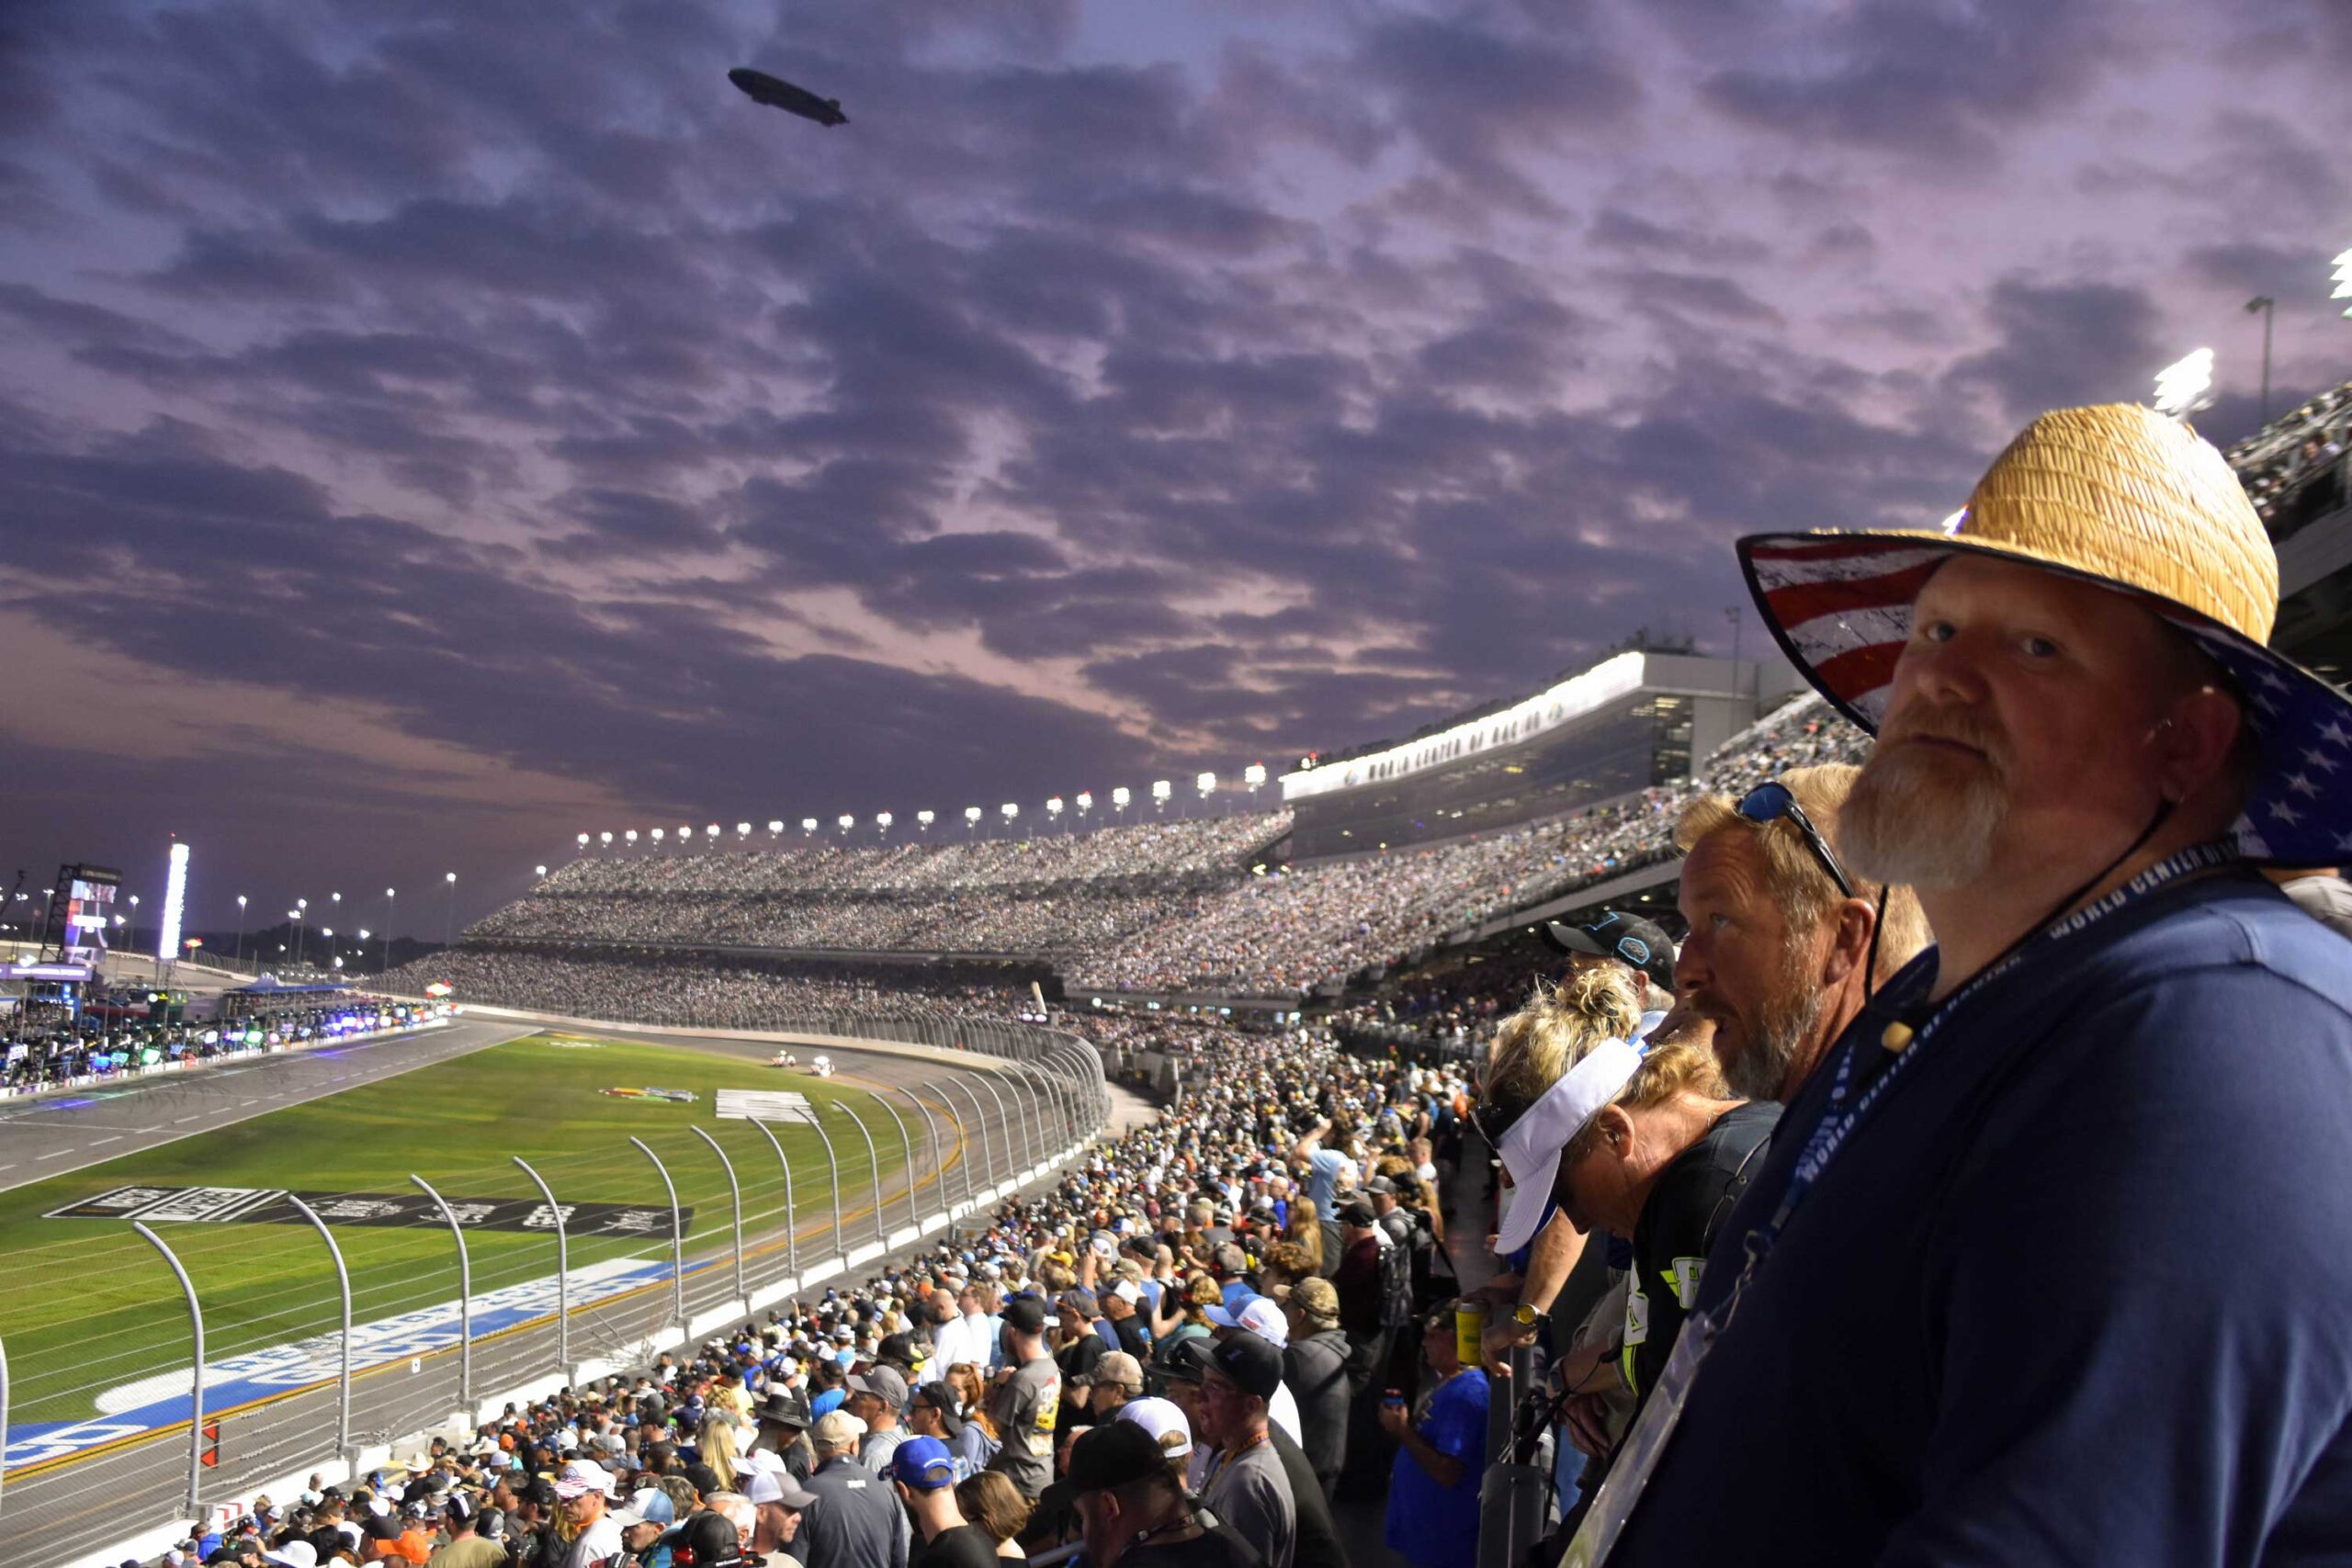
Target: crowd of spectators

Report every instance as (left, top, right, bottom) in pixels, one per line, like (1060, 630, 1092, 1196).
(161, 1020, 1489, 1568)
(378, 950, 1041, 1035)
(447, 696, 1865, 1004)
(469, 817, 1289, 954)
(2225, 377, 2352, 540)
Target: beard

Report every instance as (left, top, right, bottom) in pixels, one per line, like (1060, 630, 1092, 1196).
(1717, 942, 1831, 1102)
(1844, 710, 2011, 891)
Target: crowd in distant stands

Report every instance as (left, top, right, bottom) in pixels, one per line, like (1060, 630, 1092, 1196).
(168, 1020, 1493, 1568)
(380, 950, 1037, 1035)
(2227, 377, 2352, 540)
(445, 696, 1865, 1003)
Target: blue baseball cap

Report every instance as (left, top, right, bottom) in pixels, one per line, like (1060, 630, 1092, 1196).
(891, 1437, 957, 1492)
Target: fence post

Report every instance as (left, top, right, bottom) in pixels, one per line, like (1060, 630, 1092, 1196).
(131, 1221, 207, 1520)
(282, 1195, 354, 1464)
(1009, 1062, 1064, 1152)
(745, 1117, 798, 1282)
(977, 1071, 1033, 1175)
(804, 1111, 848, 1264)
(513, 1156, 571, 1372)
(833, 1102, 888, 1246)
(410, 1176, 473, 1412)
(937, 1079, 989, 1195)
(691, 1126, 748, 1306)
(870, 1093, 923, 1235)
(628, 1137, 689, 1330)
(910, 1089, 970, 1213)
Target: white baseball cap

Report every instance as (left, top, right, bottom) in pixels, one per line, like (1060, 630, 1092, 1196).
(1115, 1396, 1193, 1459)
(552, 1458, 620, 1498)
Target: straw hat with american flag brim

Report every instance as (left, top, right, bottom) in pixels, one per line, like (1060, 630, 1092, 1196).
(1737, 401, 2352, 867)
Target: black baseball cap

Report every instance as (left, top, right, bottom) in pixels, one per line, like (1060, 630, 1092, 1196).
(1543, 910, 1676, 995)
(1067, 1422, 1172, 1494)
(1002, 1296, 1048, 1336)
(1203, 1331, 1284, 1402)
(910, 1382, 966, 1437)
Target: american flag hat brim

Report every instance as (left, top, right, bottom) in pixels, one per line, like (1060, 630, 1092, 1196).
(1735, 406, 2352, 867)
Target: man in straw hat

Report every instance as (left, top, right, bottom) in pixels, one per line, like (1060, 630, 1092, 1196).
(1584, 404, 2352, 1566)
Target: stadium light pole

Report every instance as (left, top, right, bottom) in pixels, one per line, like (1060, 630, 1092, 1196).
(130, 1221, 207, 1518)
(628, 1137, 689, 1329)
(2246, 296, 2276, 424)
(442, 872, 458, 948)
(802, 1110, 848, 1265)
(691, 1127, 749, 1306)
(832, 1102, 889, 1247)
(383, 888, 395, 973)
(964, 807, 981, 837)
(234, 895, 248, 966)
(744, 1117, 799, 1284)
(411, 1176, 473, 1411)
(290, 902, 306, 967)
(512, 1157, 571, 1373)
(282, 1195, 354, 1464)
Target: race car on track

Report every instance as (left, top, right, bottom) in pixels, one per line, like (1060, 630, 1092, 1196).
(770, 1051, 798, 1067)
(808, 1055, 834, 1077)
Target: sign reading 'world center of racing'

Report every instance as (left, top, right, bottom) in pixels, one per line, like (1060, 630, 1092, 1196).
(46, 1184, 695, 1235)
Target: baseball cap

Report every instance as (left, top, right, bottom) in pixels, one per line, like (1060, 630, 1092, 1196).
(1290, 1278, 1340, 1323)
(263, 1547, 316, 1568)
(809, 1410, 867, 1450)
(911, 1382, 967, 1437)
(1338, 1198, 1377, 1226)
(1149, 1336, 1208, 1387)
(847, 1366, 909, 1408)
(1061, 1287, 1100, 1320)
(550, 1460, 618, 1499)
(1093, 1350, 1146, 1393)
(1114, 1397, 1193, 1460)
(625, 1488, 676, 1527)
(891, 1436, 959, 1492)
(1067, 1422, 1174, 1494)
(683, 1463, 726, 1499)
(1203, 1332, 1284, 1401)
(1001, 1296, 1048, 1336)
(1363, 1175, 1396, 1196)
(674, 1510, 745, 1568)
(1543, 910, 1677, 995)
(1204, 1296, 1288, 1347)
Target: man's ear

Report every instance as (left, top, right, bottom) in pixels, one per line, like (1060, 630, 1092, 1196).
(2154, 684, 2246, 806)
(1817, 897, 1876, 990)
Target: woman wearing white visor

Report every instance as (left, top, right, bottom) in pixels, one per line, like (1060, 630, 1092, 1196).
(1477, 967, 1778, 1439)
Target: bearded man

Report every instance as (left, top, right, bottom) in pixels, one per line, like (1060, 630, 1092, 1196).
(1670, 761, 1928, 1102)
(1586, 405, 2352, 1568)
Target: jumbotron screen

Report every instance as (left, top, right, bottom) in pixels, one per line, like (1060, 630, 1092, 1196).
(61, 865, 119, 962)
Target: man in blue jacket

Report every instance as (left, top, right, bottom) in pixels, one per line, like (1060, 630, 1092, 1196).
(1591, 404, 2352, 1566)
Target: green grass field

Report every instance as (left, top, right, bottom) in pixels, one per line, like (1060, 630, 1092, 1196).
(0, 1033, 918, 1427)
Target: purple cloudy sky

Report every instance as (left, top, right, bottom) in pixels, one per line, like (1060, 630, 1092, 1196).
(1, 0, 2346, 933)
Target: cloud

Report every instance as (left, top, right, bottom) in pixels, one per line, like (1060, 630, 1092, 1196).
(1944, 276, 2165, 423)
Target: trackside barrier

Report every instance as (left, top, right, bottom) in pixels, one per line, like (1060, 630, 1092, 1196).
(20, 1021, 1107, 1568)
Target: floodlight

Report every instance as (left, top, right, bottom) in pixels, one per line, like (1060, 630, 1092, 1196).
(877, 812, 894, 830)
(801, 818, 819, 834)
(838, 814, 854, 831)
(1196, 772, 1216, 795)
(1076, 792, 1093, 813)
(1001, 802, 1019, 820)
(1046, 796, 1064, 817)
(2152, 347, 2215, 420)
(446, 872, 457, 883)
(680, 823, 694, 839)
(737, 822, 752, 836)
(157, 842, 189, 965)
(1112, 786, 1131, 809)
(966, 806, 983, 824)
(917, 809, 935, 829)
(1244, 763, 1267, 789)
(578, 832, 591, 846)
(1151, 780, 1172, 802)
(600, 831, 614, 845)
(624, 829, 638, 843)
(705, 824, 720, 839)
(650, 827, 665, 842)
(768, 820, 785, 834)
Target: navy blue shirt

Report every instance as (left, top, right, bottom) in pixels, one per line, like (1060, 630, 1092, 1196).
(1612, 871, 2352, 1566)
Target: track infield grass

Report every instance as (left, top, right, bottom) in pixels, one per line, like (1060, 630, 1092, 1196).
(0, 1033, 922, 1428)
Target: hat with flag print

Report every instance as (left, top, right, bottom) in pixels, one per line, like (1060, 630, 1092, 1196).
(1738, 402, 2352, 866)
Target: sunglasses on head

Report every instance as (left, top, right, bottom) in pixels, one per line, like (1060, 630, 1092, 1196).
(1735, 781, 1856, 899)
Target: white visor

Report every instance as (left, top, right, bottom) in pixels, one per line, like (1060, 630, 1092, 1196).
(1492, 1039, 1644, 1255)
